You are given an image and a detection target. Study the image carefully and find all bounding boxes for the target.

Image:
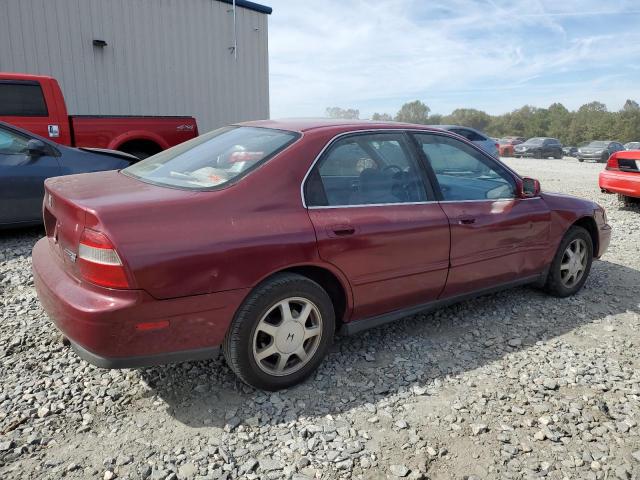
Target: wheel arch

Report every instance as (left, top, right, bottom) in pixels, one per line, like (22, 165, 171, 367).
(571, 216, 599, 256)
(254, 264, 353, 328)
(109, 131, 169, 155)
(116, 138, 163, 158)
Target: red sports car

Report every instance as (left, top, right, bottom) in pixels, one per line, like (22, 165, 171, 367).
(498, 137, 525, 157)
(33, 120, 611, 390)
(599, 149, 640, 206)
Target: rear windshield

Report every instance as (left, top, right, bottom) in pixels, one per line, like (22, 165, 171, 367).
(123, 126, 299, 189)
(0, 82, 48, 116)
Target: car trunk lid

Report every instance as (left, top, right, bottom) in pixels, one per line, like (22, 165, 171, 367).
(43, 171, 197, 285)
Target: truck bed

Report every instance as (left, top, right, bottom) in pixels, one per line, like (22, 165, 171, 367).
(70, 115, 198, 152)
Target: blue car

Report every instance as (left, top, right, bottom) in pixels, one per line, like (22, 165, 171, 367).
(0, 121, 136, 228)
(428, 125, 499, 158)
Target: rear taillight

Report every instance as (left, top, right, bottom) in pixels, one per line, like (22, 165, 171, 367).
(78, 228, 130, 289)
(606, 156, 619, 171)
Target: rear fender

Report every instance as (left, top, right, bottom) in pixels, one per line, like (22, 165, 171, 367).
(108, 131, 170, 151)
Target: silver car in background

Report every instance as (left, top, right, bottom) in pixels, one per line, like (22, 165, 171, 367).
(625, 141, 640, 150)
(430, 125, 499, 158)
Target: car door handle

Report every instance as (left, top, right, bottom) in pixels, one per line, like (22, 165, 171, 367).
(329, 225, 356, 236)
(458, 217, 476, 225)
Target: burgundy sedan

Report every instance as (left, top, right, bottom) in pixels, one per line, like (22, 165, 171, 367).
(33, 120, 611, 390)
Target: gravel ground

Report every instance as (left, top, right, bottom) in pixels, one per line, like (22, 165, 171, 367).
(1, 157, 639, 480)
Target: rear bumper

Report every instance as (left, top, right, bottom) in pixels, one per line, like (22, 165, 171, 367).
(599, 170, 640, 198)
(32, 237, 248, 368)
(70, 340, 219, 369)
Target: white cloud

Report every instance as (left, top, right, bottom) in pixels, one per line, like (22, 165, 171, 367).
(266, 0, 640, 118)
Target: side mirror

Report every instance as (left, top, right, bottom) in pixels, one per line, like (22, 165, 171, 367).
(521, 177, 541, 198)
(27, 139, 49, 157)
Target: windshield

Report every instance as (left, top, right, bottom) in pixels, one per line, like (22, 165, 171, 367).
(524, 138, 544, 145)
(584, 141, 607, 148)
(123, 126, 299, 189)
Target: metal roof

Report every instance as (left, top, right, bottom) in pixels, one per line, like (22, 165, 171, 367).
(217, 0, 272, 15)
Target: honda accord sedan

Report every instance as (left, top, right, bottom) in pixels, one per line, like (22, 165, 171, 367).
(33, 120, 611, 390)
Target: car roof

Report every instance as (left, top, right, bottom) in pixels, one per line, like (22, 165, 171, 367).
(0, 72, 56, 82)
(238, 118, 445, 134)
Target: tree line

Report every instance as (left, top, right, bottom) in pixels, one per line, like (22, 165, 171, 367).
(326, 99, 640, 146)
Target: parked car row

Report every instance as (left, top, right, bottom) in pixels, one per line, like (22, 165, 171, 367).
(496, 136, 639, 163)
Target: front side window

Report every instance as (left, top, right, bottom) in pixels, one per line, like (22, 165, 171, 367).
(305, 133, 429, 207)
(414, 133, 516, 201)
(0, 127, 29, 156)
(124, 126, 299, 190)
(0, 82, 48, 116)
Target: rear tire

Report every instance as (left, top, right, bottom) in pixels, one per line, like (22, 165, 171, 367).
(223, 273, 335, 390)
(578, 158, 584, 163)
(544, 226, 593, 297)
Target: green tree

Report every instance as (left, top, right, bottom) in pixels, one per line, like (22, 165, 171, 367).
(443, 108, 491, 131)
(395, 100, 430, 124)
(546, 103, 571, 143)
(428, 113, 443, 125)
(371, 112, 393, 121)
(325, 107, 360, 119)
(617, 99, 640, 143)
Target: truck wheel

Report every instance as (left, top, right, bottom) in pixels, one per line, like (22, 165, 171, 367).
(223, 273, 335, 391)
(544, 226, 593, 298)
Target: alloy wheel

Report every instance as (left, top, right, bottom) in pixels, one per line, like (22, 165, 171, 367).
(560, 238, 587, 288)
(252, 297, 323, 377)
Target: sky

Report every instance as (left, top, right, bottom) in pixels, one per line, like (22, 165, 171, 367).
(265, 0, 640, 119)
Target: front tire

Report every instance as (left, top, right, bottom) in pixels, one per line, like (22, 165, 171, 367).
(544, 226, 593, 297)
(223, 273, 335, 390)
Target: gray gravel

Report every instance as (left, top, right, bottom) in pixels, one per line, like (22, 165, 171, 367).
(1, 157, 639, 479)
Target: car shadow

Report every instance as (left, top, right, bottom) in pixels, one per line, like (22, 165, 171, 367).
(138, 258, 640, 428)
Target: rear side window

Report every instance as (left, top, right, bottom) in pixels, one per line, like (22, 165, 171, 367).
(124, 126, 299, 190)
(0, 82, 48, 116)
(305, 133, 429, 207)
(414, 133, 516, 201)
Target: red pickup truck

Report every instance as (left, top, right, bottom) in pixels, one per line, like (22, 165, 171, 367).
(0, 72, 198, 159)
